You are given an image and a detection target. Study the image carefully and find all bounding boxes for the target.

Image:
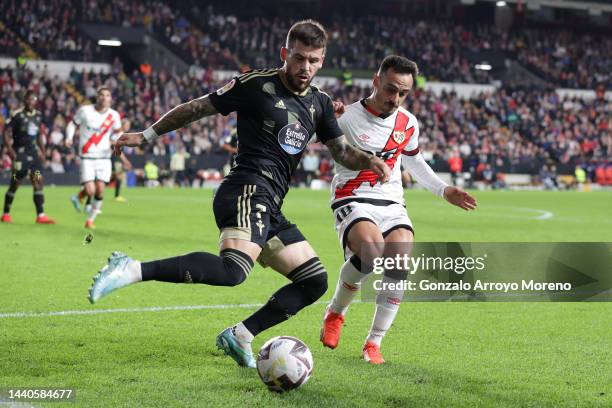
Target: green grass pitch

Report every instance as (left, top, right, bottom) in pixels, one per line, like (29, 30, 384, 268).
(1, 186, 610, 407)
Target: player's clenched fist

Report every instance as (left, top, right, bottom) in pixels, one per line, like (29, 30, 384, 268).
(113, 132, 145, 155)
(369, 155, 391, 183)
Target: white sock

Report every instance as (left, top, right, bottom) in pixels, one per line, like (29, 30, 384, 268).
(89, 198, 103, 221)
(366, 275, 404, 346)
(329, 257, 368, 315)
(232, 322, 254, 343)
(126, 259, 143, 283)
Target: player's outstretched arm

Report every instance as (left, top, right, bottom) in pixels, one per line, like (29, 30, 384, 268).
(114, 95, 218, 151)
(403, 152, 477, 211)
(325, 136, 391, 182)
(443, 186, 477, 211)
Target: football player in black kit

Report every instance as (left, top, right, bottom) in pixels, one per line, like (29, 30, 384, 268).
(2, 90, 55, 224)
(88, 20, 390, 368)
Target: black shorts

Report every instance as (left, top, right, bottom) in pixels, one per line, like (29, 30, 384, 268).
(213, 178, 306, 266)
(12, 148, 43, 180)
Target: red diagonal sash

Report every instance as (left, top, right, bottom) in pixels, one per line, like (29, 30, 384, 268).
(335, 111, 414, 199)
(82, 113, 115, 154)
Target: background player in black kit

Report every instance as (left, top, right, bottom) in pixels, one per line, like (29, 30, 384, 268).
(1, 90, 55, 224)
(221, 129, 238, 176)
(88, 20, 390, 368)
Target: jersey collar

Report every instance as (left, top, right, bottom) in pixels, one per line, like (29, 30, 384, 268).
(360, 99, 392, 119)
(95, 105, 110, 114)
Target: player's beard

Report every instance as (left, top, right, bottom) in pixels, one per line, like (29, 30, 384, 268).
(382, 101, 399, 114)
(285, 71, 311, 93)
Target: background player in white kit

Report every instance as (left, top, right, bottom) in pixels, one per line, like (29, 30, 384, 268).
(66, 87, 123, 229)
(321, 56, 477, 364)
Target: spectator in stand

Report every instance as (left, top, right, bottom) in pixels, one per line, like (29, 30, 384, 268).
(448, 148, 463, 185)
(169, 144, 190, 187)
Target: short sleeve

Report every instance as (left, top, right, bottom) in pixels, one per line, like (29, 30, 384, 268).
(336, 113, 349, 137)
(402, 118, 420, 156)
(208, 78, 249, 116)
(315, 96, 343, 143)
(72, 107, 84, 125)
(113, 112, 122, 131)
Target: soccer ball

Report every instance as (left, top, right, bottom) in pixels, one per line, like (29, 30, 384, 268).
(256, 336, 313, 393)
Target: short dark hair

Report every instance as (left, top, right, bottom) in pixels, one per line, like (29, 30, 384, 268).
(24, 89, 36, 100)
(97, 86, 111, 95)
(286, 19, 327, 49)
(378, 55, 419, 78)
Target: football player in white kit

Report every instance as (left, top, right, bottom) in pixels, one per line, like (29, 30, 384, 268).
(66, 87, 123, 229)
(321, 56, 477, 364)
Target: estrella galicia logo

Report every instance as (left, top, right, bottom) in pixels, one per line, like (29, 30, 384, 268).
(277, 123, 309, 155)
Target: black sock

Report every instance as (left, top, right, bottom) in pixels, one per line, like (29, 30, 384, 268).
(4, 190, 16, 214)
(33, 190, 44, 214)
(115, 179, 121, 197)
(141, 249, 254, 286)
(243, 258, 327, 336)
(86, 196, 92, 206)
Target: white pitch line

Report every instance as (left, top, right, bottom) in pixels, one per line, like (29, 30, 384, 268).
(534, 210, 554, 220)
(514, 207, 554, 220)
(0, 303, 266, 319)
(423, 202, 555, 221)
(0, 301, 327, 319)
(476, 205, 555, 221)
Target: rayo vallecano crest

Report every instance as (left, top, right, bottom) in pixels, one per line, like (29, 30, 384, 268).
(392, 130, 405, 144)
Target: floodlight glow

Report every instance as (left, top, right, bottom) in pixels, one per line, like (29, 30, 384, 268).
(496, 1, 507, 6)
(98, 39, 122, 47)
(475, 64, 492, 71)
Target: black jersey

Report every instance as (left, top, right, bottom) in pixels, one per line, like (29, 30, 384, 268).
(223, 130, 238, 168)
(6, 108, 42, 150)
(209, 69, 343, 201)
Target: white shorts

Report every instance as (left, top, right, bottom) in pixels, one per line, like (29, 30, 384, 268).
(81, 158, 112, 183)
(333, 201, 414, 260)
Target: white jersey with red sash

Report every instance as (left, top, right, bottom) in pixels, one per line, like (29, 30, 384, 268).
(331, 100, 420, 207)
(73, 105, 122, 159)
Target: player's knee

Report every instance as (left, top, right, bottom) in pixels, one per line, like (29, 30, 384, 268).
(288, 257, 328, 304)
(220, 265, 247, 286)
(220, 249, 254, 286)
(352, 237, 384, 260)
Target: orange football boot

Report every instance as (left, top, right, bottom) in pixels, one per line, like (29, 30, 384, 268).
(362, 341, 385, 364)
(35, 214, 56, 224)
(320, 309, 345, 349)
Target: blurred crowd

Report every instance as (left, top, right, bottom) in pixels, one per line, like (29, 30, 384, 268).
(0, 0, 609, 88)
(1, 65, 610, 187)
(0, 64, 233, 176)
(326, 81, 611, 186)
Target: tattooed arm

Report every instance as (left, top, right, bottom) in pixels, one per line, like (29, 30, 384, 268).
(325, 136, 391, 182)
(150, 95, 217, 136)
(113, 95, 217, 153)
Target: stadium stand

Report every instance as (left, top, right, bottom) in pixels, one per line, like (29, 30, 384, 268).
(0, 0, 610, 188)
